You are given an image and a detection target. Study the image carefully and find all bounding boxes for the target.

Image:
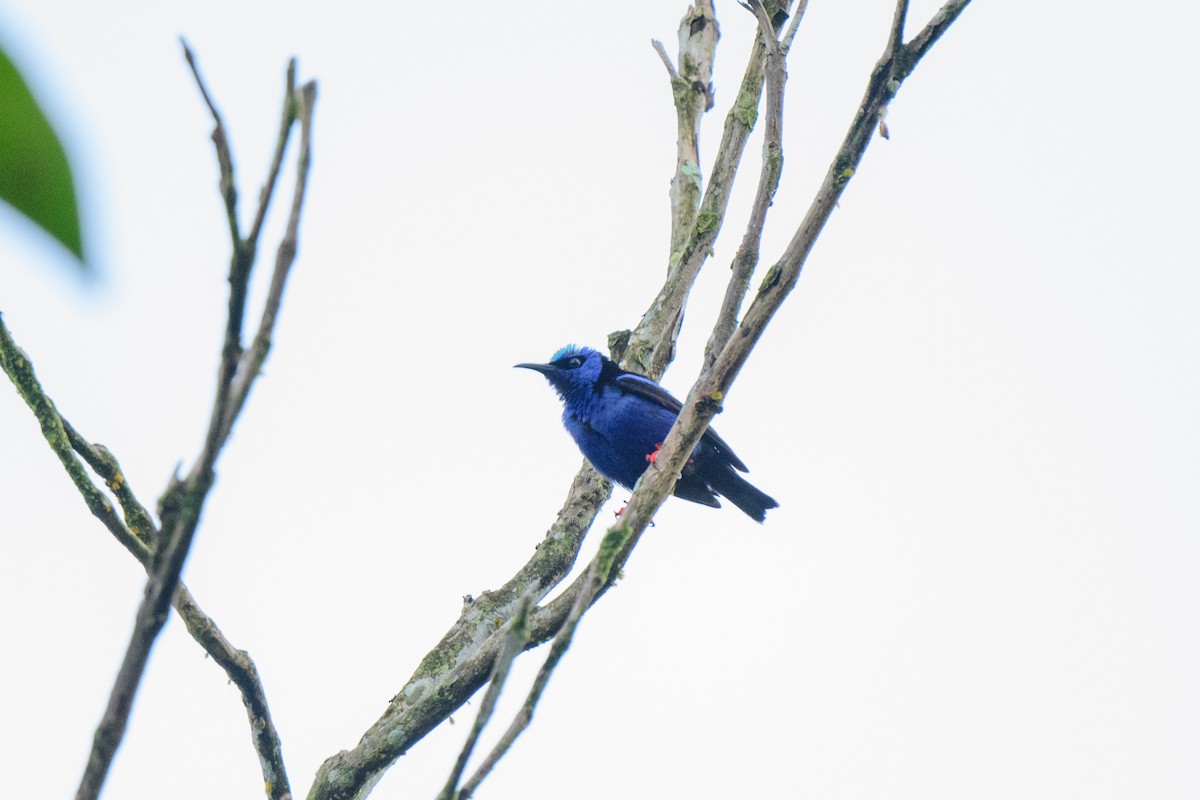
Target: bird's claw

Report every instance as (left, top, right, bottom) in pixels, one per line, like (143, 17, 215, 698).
(614, 503, 655, 527)
(646, 442, 694, 467)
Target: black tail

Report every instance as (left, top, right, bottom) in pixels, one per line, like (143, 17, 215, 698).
(715, 470, 779, 523)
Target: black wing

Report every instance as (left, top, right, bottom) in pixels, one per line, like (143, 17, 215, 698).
(613, 372, 749, 472)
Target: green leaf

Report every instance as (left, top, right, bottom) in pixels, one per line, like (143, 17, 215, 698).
(0, 46, 85, 263)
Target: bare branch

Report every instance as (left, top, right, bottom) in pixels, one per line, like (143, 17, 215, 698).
(0, 317, 147, 562)
(508, 0, 984, 687)
(71, 425, 293, 799)
(900, 0, 973, 74)
(664, 1, 718, 257)
(248, 60, 298, 247)
(438, 594, 533, 800)
(621, 13, 771, 379)
(2, 315, 293, 799)
(312, 3, 976, 797)
(310, 11, 782, 800)
(74, 49, 316, 800)
(222, 79, 317, 441)
(173, 586, 293, 800)
(703, 0, 788, 375)
(308, 465, 609, 800)
(63, 425, 156, 547)
(77, 554, 284, 800)
(458, 527, 631, 799)
(606, 0, 980, 577)
(650, 39, 678, 80)
(781, 0, 810, 54)
(888, 0, 911, 55)
(184, 44, 254, 491)
(181, 38, 240, 245)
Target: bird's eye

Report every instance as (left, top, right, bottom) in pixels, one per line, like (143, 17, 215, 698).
(563, 356, 584, 369)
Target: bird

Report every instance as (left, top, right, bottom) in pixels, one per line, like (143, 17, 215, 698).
(515, 344, 778, 522)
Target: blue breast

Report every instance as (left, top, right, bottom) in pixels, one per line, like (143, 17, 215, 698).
(562, 387, 681, 489)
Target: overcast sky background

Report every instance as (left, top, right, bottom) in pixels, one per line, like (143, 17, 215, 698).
(1, 1, 1197, 798)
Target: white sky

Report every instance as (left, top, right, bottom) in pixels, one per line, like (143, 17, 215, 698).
(1, 1, 1197, 798)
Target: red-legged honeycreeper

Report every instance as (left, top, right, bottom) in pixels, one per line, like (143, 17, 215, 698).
(516, 345, 779, 522)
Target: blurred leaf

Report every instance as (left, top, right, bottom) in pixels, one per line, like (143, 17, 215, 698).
(0, 45, 84, 263)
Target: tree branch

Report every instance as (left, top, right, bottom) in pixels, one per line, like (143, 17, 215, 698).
(702, 0, 788, 376)
(888, 0, 911, 56)
(663, 1, 717, 257)
(308, 465, 609, 800)
(620, 8, 772, 379)
(248, 60, 299, 247)
(73, 48, 315, 800)
(597, 0, 980, 581)
(221, 78, 316, 443)
(458, 527, 631, 799)
(780, 0, 810, 54)
(0, 318, 146, 561)
(63, 424, 157, 547)
(172, 585, 293, 800)
(424, 9, 796, 773)
(182, 44, 295, 478)
(461, 0, 982, 757)
(899, 0, 973, 75)
(312, 2, 977, 797)
(182, 38, 239, 245)
(650, 39, 678, 81)
(69, 424, 294, 800)
(437, 594, 533, 800)
(1, 314, 294, 800)
(309, 8, 791, 800)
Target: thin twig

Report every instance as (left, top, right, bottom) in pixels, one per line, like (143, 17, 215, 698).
(310, 464, 610, 800)
(183, 41, 257, 498)
(172, 586, 293, 800)
(74, 49, 314, 800)
(63, 424, 156, 547)
(181, 38, 240, 245)
(459, 528, 632, 799)
(73, 496, 205, 799)
(702, 0, 788, 376)
(248, 60, 298, 247)
(65, 417, 291, 797)
(0, 319, 148, 562)
(888, 0, 911, 54)
(2, 315, 292, 799)
(66, 419, 293, 798)
(650, 39, 678, 80)
(622, 10, 770, 379)
(900, 0, 973, 73)
(222, 80, 316, 441)
(438, 594, 534, 800)
(780, 0, 810, 54)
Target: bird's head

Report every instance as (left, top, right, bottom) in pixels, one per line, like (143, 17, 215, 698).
(515, 344, 606, 407)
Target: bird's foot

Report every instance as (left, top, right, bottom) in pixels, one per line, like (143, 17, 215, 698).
(613, 503, 655, 527)
(645, 443, 693, 466)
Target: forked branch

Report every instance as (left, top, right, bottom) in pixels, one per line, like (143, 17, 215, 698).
(71, 47, 316, 800)
(309, 2, 974, 798)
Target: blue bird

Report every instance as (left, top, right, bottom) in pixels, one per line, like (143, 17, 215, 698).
(516, 345, 778, 522)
